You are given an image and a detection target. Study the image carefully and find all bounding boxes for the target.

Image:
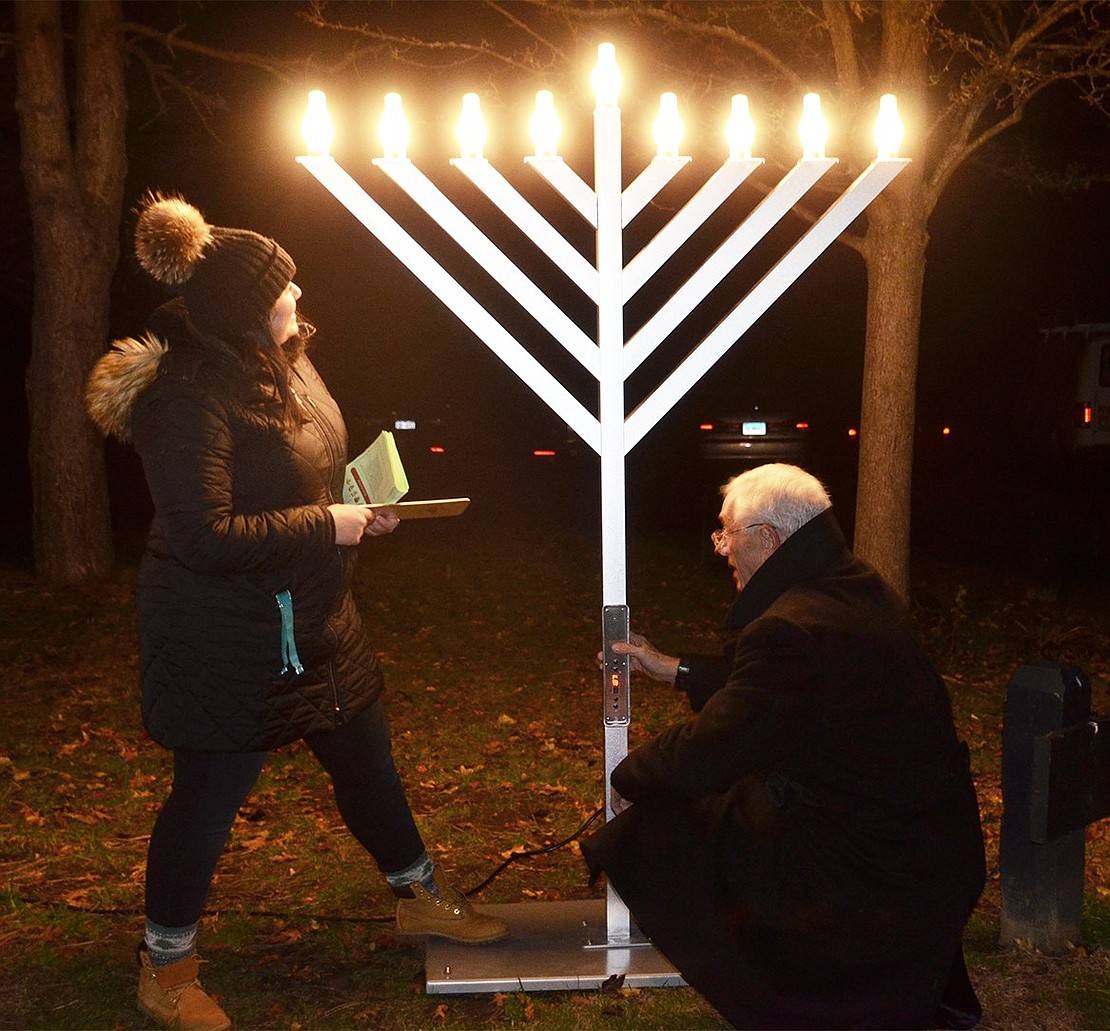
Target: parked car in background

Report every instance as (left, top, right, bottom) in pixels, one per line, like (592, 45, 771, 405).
(358, 410, 465, 496)
(841, 418, 958, 468)
(1027, 323, 1110, 465)
(696, 405, 812, 466)
(524, 420, 585, 463)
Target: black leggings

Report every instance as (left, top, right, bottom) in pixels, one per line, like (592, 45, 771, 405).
(145, 701, 425, 928)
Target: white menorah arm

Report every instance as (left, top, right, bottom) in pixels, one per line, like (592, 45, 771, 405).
(623, 158, 837, 376)
(374, 158, 600, 381)
(451, 158, 599, 305)
(620, 156, 690, 227)
(624, 158, 910, 452)
(525, 156, 598, 226)
(623, 158, 763, 303)
(297, 156, 601, 452)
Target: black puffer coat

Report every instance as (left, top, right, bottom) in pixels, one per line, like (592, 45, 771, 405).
(86, 301, 383, 751)
(583, 510, 985, 1029)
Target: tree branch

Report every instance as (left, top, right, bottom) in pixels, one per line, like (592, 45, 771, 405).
(120, 19, 313, 83)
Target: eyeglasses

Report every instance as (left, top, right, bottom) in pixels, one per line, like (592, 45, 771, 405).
(711, 522, 767, 551)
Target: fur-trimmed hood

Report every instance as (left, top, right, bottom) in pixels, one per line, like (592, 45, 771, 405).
(85, 333, 168, 442)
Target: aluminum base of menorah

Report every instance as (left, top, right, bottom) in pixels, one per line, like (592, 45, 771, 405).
(423, 898, 685, 994)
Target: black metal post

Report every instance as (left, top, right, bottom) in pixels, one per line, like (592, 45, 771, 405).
(999, 662, 1090, 953)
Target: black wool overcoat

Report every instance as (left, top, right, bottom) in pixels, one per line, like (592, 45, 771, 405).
(87, 302, 384, 752)
(583, 509, 985, 1030)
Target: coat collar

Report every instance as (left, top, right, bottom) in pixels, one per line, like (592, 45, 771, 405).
(726, 507, 853, 630)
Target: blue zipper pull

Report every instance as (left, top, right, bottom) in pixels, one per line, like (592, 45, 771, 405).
(275, 590, 304, 675)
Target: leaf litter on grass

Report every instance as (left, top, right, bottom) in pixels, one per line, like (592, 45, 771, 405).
(2, 519, 1110, 1028)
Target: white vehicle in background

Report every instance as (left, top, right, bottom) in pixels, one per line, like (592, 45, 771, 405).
(1015, 323, 1110, 590)
(1034, 323, 1110, 462)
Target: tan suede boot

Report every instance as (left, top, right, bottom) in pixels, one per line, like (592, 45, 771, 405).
(395, 865, 509, 944)
(137, 948, 231, 1031)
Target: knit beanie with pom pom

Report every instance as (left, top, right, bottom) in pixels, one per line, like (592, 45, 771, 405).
(134, 193, 296, 341)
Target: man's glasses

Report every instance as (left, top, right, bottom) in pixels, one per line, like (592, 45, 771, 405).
(711, 522, 768, 551)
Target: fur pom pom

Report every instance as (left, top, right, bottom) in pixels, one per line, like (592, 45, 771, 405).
(85, 334, 168, 442)
(134, 194, 213, 285)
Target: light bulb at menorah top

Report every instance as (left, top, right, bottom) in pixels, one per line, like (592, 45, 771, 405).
(296, 42, 907, 957)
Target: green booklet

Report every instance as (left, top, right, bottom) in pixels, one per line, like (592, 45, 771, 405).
(343, 430, 410, 505)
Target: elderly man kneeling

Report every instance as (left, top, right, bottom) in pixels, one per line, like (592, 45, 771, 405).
(583, 463, 985, 1030)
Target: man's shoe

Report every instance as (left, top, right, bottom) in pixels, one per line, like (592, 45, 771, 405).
(395, 865, 509, 945)
(137, 947, 231, 1031)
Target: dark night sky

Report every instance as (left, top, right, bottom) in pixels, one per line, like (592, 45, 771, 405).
(2, 2, 1108, 564)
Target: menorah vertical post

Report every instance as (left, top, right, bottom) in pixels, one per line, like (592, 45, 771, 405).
(593, 91, 634, 945)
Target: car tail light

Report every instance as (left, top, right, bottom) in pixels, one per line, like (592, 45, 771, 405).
(699, 422, 714, 431)
(795, 421, 810, 431)
(429, 445, 446, 454)
(533, 449, 556, 457)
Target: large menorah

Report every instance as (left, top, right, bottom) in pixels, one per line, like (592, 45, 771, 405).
(296, 42, 907, 993)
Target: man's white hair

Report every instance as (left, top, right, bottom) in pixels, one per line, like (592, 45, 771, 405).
(720, 463, 832, 539)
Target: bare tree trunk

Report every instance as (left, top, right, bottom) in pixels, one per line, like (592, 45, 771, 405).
(849, 2, 932, 601)
(854, 187, 929, 600)
(16, 1, 126, 584)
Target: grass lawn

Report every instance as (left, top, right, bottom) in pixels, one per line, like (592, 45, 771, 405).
(2, 469, 1109, 1029)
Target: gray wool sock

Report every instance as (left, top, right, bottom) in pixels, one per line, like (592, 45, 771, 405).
(144, 919, 198, 967)
(385, 852, 438, 897)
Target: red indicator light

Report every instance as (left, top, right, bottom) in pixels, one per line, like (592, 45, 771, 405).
(941, 426, 951, 436)
(699, 422, 714, 431)
(533, 449, 556, 457)
(429, 446, 446, 454)
(1082, 404, 1093, 426)
(795, 421, 810, 431)
(847, 427, 858, 438)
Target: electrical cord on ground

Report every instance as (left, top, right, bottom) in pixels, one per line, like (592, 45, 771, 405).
(20, 804, 607, 925)
(462, 803, 604, 897)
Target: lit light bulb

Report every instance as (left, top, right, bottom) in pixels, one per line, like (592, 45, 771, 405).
(799, 92, 829, 160)
(726, 94, 755, 161)
(302, 90, 333, 157)
(378, 93, 410, 160)
(530, 90, 560, 158)
(592, 42, 621, 109)
(653, 93, 683, 158)
(873, 94, 904, 159)
(457, 93, 487, 161)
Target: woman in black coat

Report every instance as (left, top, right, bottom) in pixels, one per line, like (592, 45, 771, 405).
(86, 195, 506, 1031)
(583, 463, 985, 1030)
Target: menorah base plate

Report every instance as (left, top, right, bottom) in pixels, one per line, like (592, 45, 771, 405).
(424, 898, 686, 994)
